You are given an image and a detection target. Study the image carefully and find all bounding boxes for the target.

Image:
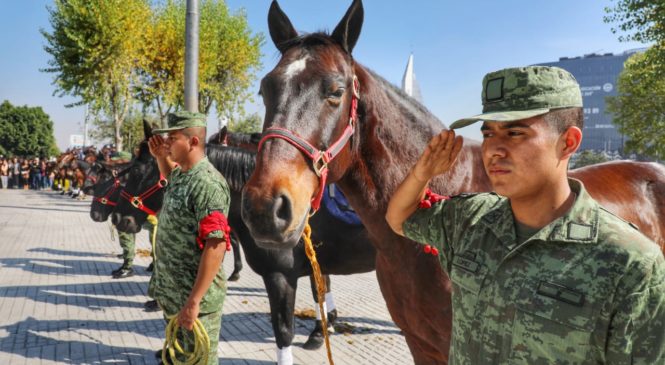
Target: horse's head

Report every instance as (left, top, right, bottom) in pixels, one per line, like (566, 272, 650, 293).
(90, 168, 129, 222)
(111, 120, 165, 233)
(241, 0, 364, 248)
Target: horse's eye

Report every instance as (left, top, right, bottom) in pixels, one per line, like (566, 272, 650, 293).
(328, 88, 345, 99)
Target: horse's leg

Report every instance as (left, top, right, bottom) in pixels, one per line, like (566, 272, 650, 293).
(303, 274, 336, 350)
(227, 232, 243, 281)
(263, 273, 297, 365)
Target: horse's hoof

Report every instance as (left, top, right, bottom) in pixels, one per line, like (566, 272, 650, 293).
(302, 332, 324, 350)
(227, 272, 240, 281)
(327, 309, 338, 325)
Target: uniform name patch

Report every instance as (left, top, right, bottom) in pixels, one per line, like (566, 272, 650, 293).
(537, 281, 585, 307)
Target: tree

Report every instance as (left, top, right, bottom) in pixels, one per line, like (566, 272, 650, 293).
(604, 0, 664, 76)
(607, 51, 665, 160)
(0, 100, 60, 157)
(571, 150, 609, 169)
(227, 113, 262, 134)
(42, 0, 152, 151)
(138, 0, 263, 124)
(88, 108, 155, 153)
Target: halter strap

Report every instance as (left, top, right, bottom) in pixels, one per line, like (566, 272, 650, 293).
(120, 175, 168, 216)
(93, 178, 121, 206)
(258, 76, 360, 212)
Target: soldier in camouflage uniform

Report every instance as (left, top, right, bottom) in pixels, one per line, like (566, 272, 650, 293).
(386, 66, 664, 364)
(148, 111, 231, 365)
(111, 151, 137, 279)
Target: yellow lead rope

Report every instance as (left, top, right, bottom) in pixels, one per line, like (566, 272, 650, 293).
(302, 222, 334, 365)
(163, 315, 210, 365)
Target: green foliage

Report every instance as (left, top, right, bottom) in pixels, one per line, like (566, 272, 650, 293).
(89, 109, 156, 152)
(607, 51, 665, 160)
(571, 150, 610, 169)
(42, 0, 152, 150)
(604, 0, 665, 44)
(0, 100, 60, 157)
(227, 113, 262, 133)
(604, 0, 665, 77)
(139, 0, 264, 121)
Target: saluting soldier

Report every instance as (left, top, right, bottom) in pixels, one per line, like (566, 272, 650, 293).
(148, 111, 231, 365)
(386, 66, 665, 364)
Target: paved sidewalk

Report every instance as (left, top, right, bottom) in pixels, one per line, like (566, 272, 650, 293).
(0, 189, 413, 364)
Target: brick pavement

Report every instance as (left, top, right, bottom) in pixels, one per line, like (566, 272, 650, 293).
(0, 189, 413, 364)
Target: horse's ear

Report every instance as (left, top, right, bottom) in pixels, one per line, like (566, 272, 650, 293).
(143, 119, 153, 139)
(218, 126, 228, 145)
(268, 0, 298, 53)
(331, 0, 364, 54)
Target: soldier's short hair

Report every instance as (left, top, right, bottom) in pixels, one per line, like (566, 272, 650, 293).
(544, 107, 584, 134)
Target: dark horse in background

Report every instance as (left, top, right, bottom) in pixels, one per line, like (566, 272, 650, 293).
(112, 122, 376, 363)
(240, 1, 665, 363)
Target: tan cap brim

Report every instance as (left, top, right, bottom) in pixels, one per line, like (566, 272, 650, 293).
(449, 108, 550, 129)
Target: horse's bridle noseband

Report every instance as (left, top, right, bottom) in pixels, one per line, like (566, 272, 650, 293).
(120, 175, 168, 216)
(258, 75, 360, 212)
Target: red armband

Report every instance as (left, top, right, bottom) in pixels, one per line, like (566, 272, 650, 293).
(197, 211, 232, 251)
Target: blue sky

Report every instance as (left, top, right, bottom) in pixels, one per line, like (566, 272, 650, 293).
(0, 0, 645, 150)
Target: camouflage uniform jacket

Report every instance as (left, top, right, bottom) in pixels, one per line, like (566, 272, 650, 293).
(403, 178, 665, 364)
(150, 157, 230, 315)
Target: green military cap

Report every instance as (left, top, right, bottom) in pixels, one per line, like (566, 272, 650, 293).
(110, 151, 133, 161)
(153, 111, 207, 134)
(450, 66, 583, 129)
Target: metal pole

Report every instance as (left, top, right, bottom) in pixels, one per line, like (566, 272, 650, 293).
(83, 106, 89, 147)
(184, 0, 199, 113)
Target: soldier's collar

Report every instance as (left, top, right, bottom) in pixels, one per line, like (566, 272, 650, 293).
(482, 178, 600, 245)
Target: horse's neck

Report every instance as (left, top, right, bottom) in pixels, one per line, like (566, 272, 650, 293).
(339, 67, 486, 217)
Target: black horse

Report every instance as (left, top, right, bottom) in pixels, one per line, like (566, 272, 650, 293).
(82, 160, 131, 195)
(112, 122, 376, 363)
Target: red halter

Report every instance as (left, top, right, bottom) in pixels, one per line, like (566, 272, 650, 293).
(93, 178, 121, 207)
(258, 76, 360, 212)
(120, 175, 168, 216)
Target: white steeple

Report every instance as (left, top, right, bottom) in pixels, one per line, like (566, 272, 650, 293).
(401, 53, 423, 103)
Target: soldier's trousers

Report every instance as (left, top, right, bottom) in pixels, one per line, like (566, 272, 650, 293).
(117, 230, 135, 267)
(141, 220, 156, 262)
(162, 309, 222, 365)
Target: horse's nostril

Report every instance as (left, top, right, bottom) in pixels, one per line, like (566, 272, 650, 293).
(273, 194, 292, 230)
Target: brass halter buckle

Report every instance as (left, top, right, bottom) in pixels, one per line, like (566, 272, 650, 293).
(100, 198, 108, 205)
(131, 197, 142, 208)
(312, 155, 328, 177)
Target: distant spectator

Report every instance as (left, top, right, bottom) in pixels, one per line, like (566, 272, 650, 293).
(20, 159, 30, 189)
(10, 157, 20, 189)
(0, 157, 8, 189)
(30, 158, 41, 190)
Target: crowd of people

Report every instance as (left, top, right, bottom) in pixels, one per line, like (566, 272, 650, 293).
(0, 156, 56, 190)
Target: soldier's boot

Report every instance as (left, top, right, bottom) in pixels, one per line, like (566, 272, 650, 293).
(302, 309, 337, 350)
(144, 300, 160, 312)
(111, 260, 134, 279)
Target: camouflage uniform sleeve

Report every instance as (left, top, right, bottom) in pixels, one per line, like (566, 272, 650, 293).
(402, 199, 458, 268)
(606, 253, 665, 364)
(191, 178, 231, 241)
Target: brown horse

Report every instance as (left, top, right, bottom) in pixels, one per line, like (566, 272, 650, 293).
(241, 1, 665, 363)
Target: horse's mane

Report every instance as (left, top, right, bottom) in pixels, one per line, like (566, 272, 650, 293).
(364, 68, 446, 129)
(279, 32, 339, 53)
(206, 144, 256, 193)
(208, 131, 262, 146)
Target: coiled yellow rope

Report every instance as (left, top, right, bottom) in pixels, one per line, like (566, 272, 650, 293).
(163, 314, 210, 365)
(302, 221, 334, 365)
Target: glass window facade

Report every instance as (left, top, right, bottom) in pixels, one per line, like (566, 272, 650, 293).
(536, 50, 642, 153)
